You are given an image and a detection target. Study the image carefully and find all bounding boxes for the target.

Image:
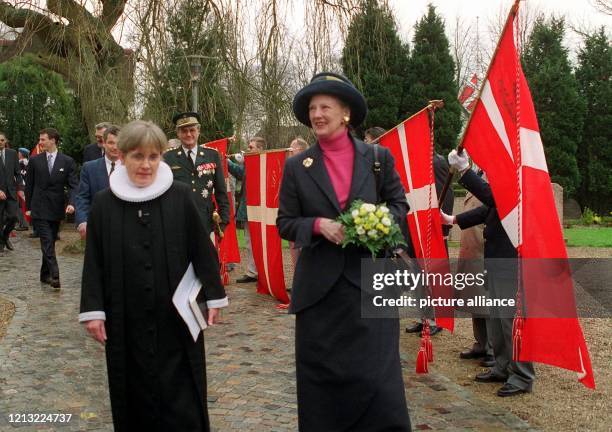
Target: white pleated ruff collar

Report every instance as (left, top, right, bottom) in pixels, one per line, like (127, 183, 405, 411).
(110, 161, 173, 203)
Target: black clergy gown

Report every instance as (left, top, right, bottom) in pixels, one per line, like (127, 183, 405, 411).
(80, 178, 226, 432)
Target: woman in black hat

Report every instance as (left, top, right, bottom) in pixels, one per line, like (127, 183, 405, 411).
(277, 72, 412, 431)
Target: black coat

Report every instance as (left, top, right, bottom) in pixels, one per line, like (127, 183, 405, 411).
(277, 137, 408, 313)
(434, 153, 454, 237)
(80, 182, 226, 430)
(82, 143, 103, 162)
(455, 169, 516, 260)
(0, 148, 21, 200)
(25, 152, 78, 221)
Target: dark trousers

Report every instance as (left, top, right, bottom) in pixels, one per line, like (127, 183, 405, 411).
(32, 219, 61, 280)
(472, 317, 493, 355)
(0, 199, 18, 244)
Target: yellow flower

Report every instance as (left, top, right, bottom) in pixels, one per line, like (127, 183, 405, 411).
(354, 217, 362, 225)
(382, 227, 390, 235)
(359, 208, 368, 216)
(375, 209, 384, 218)
(364, 223, 371, 230)
(376, 223, 384, 231)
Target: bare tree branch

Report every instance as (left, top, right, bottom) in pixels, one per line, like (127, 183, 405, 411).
(101, 0, 127, 30)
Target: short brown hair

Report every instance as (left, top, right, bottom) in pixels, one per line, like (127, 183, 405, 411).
(249, 136, 266, 150)
(104, 124, 121, 141)
(117, 120, 167, 154)
(39, 128, 60, 143)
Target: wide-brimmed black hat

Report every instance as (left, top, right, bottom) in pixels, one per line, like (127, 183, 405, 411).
(293, 72, 367, 128)
(172, 111, 201, 128)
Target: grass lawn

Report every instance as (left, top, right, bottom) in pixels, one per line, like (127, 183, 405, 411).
(564, 226, 612, 247)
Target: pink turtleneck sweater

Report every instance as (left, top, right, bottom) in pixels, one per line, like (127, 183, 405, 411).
(313, 129, 354, 234)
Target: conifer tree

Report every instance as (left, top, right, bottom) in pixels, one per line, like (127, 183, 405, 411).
(522, 17, 584, 197)
(575, 28, 612, 213)
(341, 0, 410, 135)
(403, 4, 462, 154)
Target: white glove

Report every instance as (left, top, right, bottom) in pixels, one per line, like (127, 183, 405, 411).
(234, 152, 244, 163)
(440, 211, 455, 226)
(448, 149, 469, 172)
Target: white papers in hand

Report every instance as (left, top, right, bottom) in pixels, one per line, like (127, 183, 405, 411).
(173, 263, 207, 341)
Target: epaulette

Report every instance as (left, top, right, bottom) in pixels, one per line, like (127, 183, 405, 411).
(164, 146, 179, 154)
(199, 144, 218, 153)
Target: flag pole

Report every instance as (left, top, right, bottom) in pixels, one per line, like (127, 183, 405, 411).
(372, 99, 445, 145)
(438, 0, 521, 206)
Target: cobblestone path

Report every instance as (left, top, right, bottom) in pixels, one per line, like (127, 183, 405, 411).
(0, 231, 535, 431)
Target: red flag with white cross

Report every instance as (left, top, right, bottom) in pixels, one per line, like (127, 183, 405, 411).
(380, 108, 454, 332)
(244, 150, 290, 304)
(203, 138, 241, 265)
(461, 0, 594, 388)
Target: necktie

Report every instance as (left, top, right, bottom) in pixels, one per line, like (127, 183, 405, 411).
(187, 150, 195, 168)
(0, 150, 4, 166)
(110, 161, 115, 176)
(47, 154, 54, 174)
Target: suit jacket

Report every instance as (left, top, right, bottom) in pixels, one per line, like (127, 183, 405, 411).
(455, 169, 516, 261)
(434, 153, 454, 237)
(75, 158, 110, 226)
(25, 152, 78, 221)
(277, 137, 408, 313)
(83, 143, 103, 163)
(227, 159, 247, 222)
(0, 148, 22, 200)
(163, 145, 230, 234)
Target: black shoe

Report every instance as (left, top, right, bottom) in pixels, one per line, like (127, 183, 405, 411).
(4, 238, 13, 251)
(459, 349, 487, 360)
(497, 382, 531, 397)
(405, 322, 423, 333)
(475, 369, 508, 383)
(236, 275, 257, 283)
(429, 325, 443, 336)
(50, 279, 61, 289)
(480, 355, 496, 367)
(41, 277, 53, 285)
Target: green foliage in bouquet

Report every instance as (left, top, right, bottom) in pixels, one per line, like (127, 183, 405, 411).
(337, 200, 405, 257)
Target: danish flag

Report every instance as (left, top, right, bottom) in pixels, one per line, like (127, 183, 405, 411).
(203, 138, 241, 265)
(380, 108, 454, 332)
(461, 1, 594, 388)
(244, 150, 290, 304)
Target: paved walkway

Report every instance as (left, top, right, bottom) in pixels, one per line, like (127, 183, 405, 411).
(0, 231, 535, 431)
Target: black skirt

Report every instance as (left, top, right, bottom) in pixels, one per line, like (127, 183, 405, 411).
(295, 276, 411, 432)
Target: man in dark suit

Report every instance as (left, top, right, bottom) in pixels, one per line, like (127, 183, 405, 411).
(442, 149, 535, 397)
(82, 122, 110, 162)
(0, 132, 23, 253)
(26, 128, 78, 289)
(163, 112, 229, 236)
(75, 125, 121, 239)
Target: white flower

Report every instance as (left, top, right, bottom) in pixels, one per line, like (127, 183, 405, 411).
(207, 180, 213, 188)
(379, 206, 390, 214)
(365, 203, 376, 213)
(201, 189, 209, 198)
(367, 229, 378, 238)
(352, 209, 359, 218)
(356, 227, 365, 235)
(382, 217, 392, 226)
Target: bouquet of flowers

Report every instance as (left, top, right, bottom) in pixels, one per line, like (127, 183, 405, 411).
(337, 200, 405, 257)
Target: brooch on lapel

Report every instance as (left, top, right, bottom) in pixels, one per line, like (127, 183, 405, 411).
(201, 189, 209, 198)
(199, 151, 204, 156)
(303, 157, 313, 168)
(59, 168, 64, 172)
(177, 151, 182, 156)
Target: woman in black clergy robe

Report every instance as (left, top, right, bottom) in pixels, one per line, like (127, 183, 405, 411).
(277, 72, 412, 431)
(79, 120, 228, 431)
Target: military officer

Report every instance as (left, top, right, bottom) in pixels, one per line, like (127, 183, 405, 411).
(163, 112, 229, 235)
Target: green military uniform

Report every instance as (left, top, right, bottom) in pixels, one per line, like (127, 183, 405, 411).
(164, 145, 229, 235)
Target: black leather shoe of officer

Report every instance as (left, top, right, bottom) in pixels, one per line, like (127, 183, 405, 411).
(41, 276, 53, 285)
(50, 279, 61, 290)
(497, 382, 531, 397)
(4, 237, 14, 251)
(459, 349, 487, 360)
(475, 369, 507, 383)
(429, 325, 443, 336)
(236, 275, 258, 283)
(480, 355, 496, 367)
(405, 322, 423, 333)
